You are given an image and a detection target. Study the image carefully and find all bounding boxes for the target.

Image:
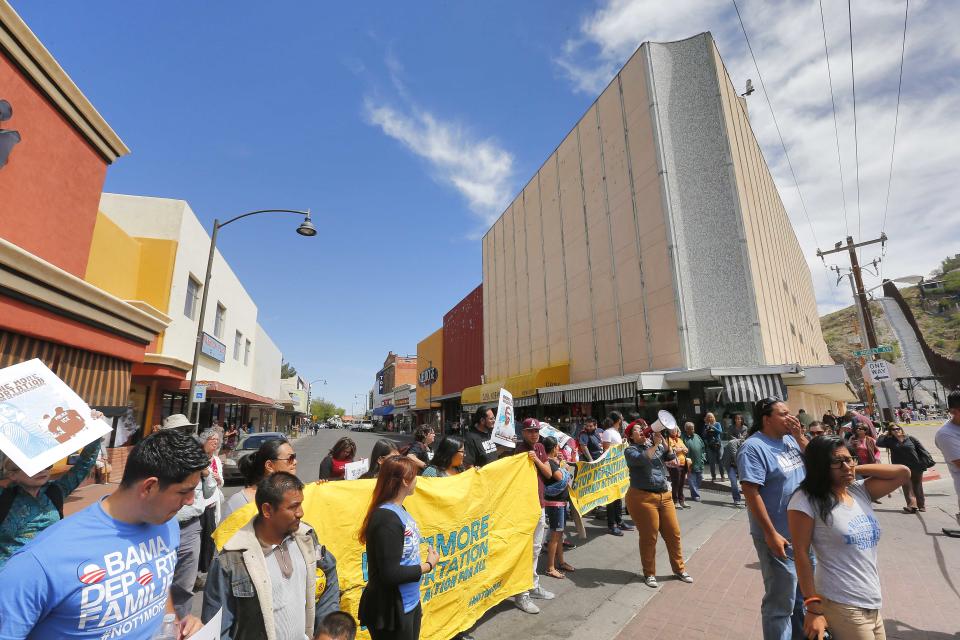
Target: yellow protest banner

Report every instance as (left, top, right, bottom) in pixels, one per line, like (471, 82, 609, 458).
(568, 443, 629, 515)
(213, 454, 541, 640)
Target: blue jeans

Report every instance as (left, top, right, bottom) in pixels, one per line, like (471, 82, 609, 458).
(728, 466, 742, 503)
(751, 536, 806, 640)
(688, 470, 702, 500)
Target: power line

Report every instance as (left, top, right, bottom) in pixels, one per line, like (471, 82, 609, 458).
(818, 0, 850, 237)
(881, 0, 909, 240)
(731, 0, 820, 249)
(847, 0, 862, 251)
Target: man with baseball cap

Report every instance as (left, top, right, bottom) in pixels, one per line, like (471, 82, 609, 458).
(511, 418, 556, 614)
(160, 414, 219, 619)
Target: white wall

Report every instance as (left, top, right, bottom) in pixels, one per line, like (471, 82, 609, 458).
(99, 193, 272, 394)
(253, 323, 282, 400)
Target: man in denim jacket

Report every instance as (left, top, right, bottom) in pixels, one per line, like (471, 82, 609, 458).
(202, 473, 339, 640)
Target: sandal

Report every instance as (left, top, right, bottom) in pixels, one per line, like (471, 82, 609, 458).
(902, 507, 918, 514)
(545, 568, 566, 579)
(559, 562, 576, 572)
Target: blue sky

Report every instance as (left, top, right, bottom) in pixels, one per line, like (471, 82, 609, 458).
(14, 1, 958, 411)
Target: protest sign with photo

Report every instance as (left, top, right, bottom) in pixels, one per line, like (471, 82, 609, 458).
(537, 422, 570, 448)
(0, 359, 112, 477)
(488, 388, 516, 448)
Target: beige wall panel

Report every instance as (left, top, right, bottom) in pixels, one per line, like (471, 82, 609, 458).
(514, 193, 532, 372)
(523, 181, 548, 357)
(483, 232, 491, 378)
(493, 221, 506, 379)
(502, 204, 519, 376)
(539, 159, 569, 365)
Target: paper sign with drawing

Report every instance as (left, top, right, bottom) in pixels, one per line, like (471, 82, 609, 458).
(489, 388, 516, 448)
(0, 359, 112, 477)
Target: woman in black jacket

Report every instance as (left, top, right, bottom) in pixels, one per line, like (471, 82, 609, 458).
(358, 455, 439, 639)
(876, 424, 933, 513)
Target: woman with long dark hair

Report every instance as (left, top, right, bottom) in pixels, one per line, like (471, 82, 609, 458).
(318, 437, 357, 480)
(877, 423, 934, 513)
(223, 438, 296, 518)
(358, 456, 439, 640)
(788, 436, 909, 640)
(851, 424, 880, 466)
(422, 437, 464, 477)
(361, 439, 400, 479)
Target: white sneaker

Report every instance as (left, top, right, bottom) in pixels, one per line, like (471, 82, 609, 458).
(644, 575, 659, 588)
(675, 572, 694, 583)
(531, 586, 555, 600)
(515, 594, 540, 614)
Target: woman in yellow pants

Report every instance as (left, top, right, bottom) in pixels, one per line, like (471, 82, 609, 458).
(623, 420, 693, 589)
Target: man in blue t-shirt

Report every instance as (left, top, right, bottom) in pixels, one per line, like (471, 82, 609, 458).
(577, 417, 603, 462)
(0, 430, 209, 640)
(737, 398, 810, 640)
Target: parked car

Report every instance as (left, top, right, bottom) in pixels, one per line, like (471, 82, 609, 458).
(222, 431, 287, 484)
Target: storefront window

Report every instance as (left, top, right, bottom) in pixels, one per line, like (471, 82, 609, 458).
(161, 392, 187, 421)
(637, 391, 679, 424)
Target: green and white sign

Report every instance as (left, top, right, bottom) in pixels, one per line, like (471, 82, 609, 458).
(854, 345, 893, 357)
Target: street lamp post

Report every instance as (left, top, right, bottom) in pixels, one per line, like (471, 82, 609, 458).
(185, 209, 317, 422)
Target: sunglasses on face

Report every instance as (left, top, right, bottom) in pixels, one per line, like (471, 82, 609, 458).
(830, 457, 857, 469)
(810, 431, 825, 436)
(274, 453, 297, 462)
(757, 397, 783, 415)
(892, 427, 903, 432)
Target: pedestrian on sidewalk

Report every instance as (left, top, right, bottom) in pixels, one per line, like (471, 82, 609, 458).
(665, 425, 689, 509)
(203, 472, 340, 640)
(542, 436, 575, 579)
(358, 456, 438, 640)
(0, 429, 207, 639)
(0, 411, 104, 569)
(681, 421, 705, 503)
(851, 425, 881, 466)
(422, 436, 464, 477)
(512, 418, 556, 614)
(577, 417, 603, 462)
(737, 397, 810, 640)
(462, 407, 498, 469)
(623, 421, 692, 589)
(876, 424, 933, 513)
(197, 428, 225, 580)
(318, 437, 357, 481)
(788, 436, 910, 640)
(225, 437, 297, 519)
(722, 416, 747, 508)
(935, 389, 960, 533)
(703, 413, 725, 481)
(601, 412, 635, 535)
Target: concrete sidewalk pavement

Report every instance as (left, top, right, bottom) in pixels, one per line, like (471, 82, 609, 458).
(615, 488, 960, 640)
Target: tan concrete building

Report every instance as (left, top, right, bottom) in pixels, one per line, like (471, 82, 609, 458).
(476, 33, 852, 420)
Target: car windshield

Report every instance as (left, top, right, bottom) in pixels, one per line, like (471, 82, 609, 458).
(241, 435, 280, 450)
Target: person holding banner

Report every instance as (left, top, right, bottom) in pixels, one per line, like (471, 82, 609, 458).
(422, 437, 464, 477)
(601, 413, 634, 536)
(318, 437, 357, 481)
(358, 456, 439, 640)
(622, 420, 693, 589)
(360, 440, 400, 479)
(542, 436, 575, 579)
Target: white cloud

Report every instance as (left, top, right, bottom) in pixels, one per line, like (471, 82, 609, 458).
(363, 58, 515, 228)
(558, 0, 960, 314)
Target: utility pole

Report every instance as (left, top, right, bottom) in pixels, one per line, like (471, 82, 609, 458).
(819, 234, 895, 421)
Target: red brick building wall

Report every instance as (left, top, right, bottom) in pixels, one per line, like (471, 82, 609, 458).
(443, 285, 483, 394)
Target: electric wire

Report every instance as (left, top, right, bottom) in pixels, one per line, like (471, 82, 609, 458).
(731, 0, 820, 249)
(818, 0, 850, 237)
(847, 0, 862, 254)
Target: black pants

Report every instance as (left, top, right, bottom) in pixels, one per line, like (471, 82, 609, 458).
(369, 604, 422, 640)
(606, 498, 623, 528)
(198, 504, 217, 574)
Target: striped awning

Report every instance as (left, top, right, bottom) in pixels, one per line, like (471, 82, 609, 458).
(513, 395, 537, 407)
(722, 374, 787, 404)
(0, 331, 133, 407)
(539, 390, 564, 405)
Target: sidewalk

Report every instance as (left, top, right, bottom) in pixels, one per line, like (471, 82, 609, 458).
(615, 493, 960, 639)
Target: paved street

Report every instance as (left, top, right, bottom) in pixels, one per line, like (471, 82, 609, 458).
(68, 425, 960, 639)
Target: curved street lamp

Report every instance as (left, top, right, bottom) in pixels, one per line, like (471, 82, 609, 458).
(186, 209, 316, 421)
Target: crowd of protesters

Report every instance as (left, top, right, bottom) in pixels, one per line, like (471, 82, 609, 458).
(0, 388, 958, 640)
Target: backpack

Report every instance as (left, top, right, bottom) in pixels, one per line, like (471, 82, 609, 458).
(0, 483, 64, 522)
(544, 468, 572, 498)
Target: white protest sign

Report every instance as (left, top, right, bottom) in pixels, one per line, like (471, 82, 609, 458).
(344, 457, 369, 480)
(489, 388, 517, 448)
(190, 608, 222, 640)
(865, 360, 890, 382)
(0, 359, 112, 477)
(538, 423, 570, 448)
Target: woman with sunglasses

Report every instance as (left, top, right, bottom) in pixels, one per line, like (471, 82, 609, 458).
(877, 424, 934, 513)
(850, 424, 881, 467)
(422, 437, 465, 477)
(223, 438, 297, 518)
(788, 436, 909, 640)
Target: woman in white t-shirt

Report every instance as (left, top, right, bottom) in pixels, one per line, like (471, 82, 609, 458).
(599, 412, 634, 535)
(787, 436, 910, 640)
